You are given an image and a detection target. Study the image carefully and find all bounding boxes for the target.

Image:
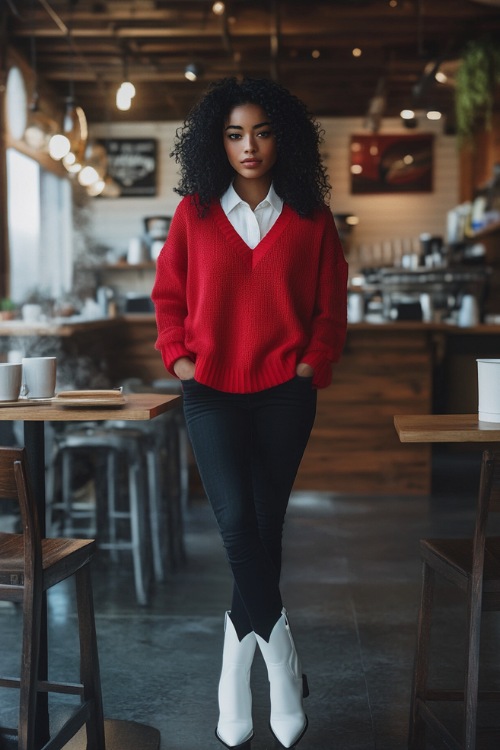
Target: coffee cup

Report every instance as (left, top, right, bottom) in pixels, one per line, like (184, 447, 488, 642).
(22, 304, 42, 323)
(477, 359, 500, 423)
(22, 357, 57, 399)
(0, 363, 22, 402)
(348, 293, 364, 323)
(458, 295, 479, 327)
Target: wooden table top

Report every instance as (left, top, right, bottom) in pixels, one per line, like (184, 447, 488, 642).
(394, 414, 500, 443)
(0, 392, 181, 422)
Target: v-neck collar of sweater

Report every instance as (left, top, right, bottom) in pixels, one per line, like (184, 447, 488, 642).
(211, 201, 295, 269)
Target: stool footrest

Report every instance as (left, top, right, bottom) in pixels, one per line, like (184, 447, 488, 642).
(0, 675, 85, 696)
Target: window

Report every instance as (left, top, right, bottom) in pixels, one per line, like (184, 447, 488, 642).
(6, 149, 73, 304)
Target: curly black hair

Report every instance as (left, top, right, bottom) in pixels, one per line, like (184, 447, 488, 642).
(171, 77, 331, 217)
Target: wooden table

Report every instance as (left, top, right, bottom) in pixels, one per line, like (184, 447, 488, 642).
(394, 414, 500, 444)
(0, 392, 181, 750)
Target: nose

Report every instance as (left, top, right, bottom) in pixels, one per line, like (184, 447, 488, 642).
(243, 134, 257, 153)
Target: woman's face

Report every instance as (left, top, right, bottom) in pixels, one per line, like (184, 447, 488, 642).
(223, 103, 277, 182)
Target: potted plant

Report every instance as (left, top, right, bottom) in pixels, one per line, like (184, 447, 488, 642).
(0, 298, 18, 321)
(455, 37, 500, 143)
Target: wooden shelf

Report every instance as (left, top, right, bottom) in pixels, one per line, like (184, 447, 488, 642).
(79, 263, 157, 272)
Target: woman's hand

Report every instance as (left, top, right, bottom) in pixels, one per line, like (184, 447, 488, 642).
(174, 357, 196, 380)
(296, 362, 314, 377)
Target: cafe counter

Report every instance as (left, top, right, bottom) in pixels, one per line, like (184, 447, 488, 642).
(1, 315, 499, 495)
(105, 316, 500, 495)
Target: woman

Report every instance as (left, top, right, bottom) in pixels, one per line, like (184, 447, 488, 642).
(152, 77, 348, 750)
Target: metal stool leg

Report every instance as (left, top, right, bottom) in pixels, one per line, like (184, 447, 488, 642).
(128, 460, 151, 606)
(107, 450, 120, 563)
(146, 445, 165, 582)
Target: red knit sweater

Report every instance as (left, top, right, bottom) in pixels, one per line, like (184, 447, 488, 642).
(152, 196, 348, 393)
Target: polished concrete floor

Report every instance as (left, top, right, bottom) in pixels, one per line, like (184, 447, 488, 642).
(1, 448, 500, 750)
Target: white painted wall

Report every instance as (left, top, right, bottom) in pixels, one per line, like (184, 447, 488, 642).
(89, 116, 459, 273)
(89, 121, 182, 260)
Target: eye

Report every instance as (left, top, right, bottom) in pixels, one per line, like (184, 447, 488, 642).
(257, 130, 272, 138)
(226, 133, 241, 140)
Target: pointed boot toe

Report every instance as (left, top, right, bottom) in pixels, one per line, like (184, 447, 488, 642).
(256, 609, 309, 749)
(270, 714, 308, 748)
(215, 726, 253, 749)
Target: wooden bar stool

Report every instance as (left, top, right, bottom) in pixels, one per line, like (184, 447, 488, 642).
(409, 450, 500, 750)
(0, 446, 105, 750)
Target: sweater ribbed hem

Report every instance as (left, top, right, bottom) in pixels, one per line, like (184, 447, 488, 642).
(193, 355, 299, 394)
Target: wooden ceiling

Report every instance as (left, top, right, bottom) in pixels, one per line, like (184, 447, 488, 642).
(4, 0, 500, 126)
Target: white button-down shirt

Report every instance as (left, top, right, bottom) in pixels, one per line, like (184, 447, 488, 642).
(220, 183, 283, 249)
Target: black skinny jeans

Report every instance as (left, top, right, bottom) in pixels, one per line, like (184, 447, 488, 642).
(182, 375, 317, 641)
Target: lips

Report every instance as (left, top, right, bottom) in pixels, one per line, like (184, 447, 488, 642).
(241, 159, 262, 166)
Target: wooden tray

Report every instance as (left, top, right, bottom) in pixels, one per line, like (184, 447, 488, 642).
(52, 389, 126, 408)
(52, 396, 126, 409)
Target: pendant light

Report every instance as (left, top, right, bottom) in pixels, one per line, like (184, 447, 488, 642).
(23, 12, 57, 151)
(48, 0, 88, 168)
(116, 53, 136, 111)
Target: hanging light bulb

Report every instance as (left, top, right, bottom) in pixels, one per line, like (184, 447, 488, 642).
(116, 86, 132, 111)
(62, 151, 82, 173)
(116, 52, 135, 111)
(51, 96, 88, 169)
(212, 2, 225, 15)
(120, 81, 136, 99)
(78, 165, 100, 187)
(87, 179, 106, 197)
(49, 133, 71, 160)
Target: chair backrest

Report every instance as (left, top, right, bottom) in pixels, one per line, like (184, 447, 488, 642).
(0, 447, 41, 584)
(472, 450, 500, 585)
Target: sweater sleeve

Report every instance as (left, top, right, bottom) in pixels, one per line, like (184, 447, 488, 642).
(300, 209, 348, 388)
(151, 200, 194, 376)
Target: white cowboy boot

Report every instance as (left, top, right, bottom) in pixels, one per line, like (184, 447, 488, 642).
(216, 611, 257, 748)
(255, 609, 309, 749)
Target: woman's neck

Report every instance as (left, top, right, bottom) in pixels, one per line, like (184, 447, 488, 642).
(232, 176, 272, 211)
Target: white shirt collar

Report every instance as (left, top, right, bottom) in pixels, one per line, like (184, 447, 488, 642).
(220, 182, 283, 214)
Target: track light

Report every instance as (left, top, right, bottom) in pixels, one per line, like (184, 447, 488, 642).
(400, 108, 418, 128)
(185, 63, 203, 82)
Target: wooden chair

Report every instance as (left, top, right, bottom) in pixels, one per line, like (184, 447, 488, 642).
(409, 449, 500, 750)
(0, 446, 105, 750)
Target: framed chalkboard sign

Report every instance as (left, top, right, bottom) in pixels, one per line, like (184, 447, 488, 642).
(102, 138, 157, 197)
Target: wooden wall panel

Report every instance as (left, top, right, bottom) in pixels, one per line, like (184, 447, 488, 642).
(294, 327, 433, 494)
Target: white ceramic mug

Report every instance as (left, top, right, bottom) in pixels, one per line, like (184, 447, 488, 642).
(22, 357, 57, 399)
(21, 304, 42, 323)
(477, 359, 500, 423)
(458, 295, 479, 327)
(0, 363, 22, 402)
(348, 293, 364, 323)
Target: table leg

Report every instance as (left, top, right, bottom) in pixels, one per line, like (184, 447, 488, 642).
(21, 421, 161, 750)
(23, 421, 50, 748)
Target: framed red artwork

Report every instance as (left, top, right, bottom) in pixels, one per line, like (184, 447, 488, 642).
(350, 133, 434, 194)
